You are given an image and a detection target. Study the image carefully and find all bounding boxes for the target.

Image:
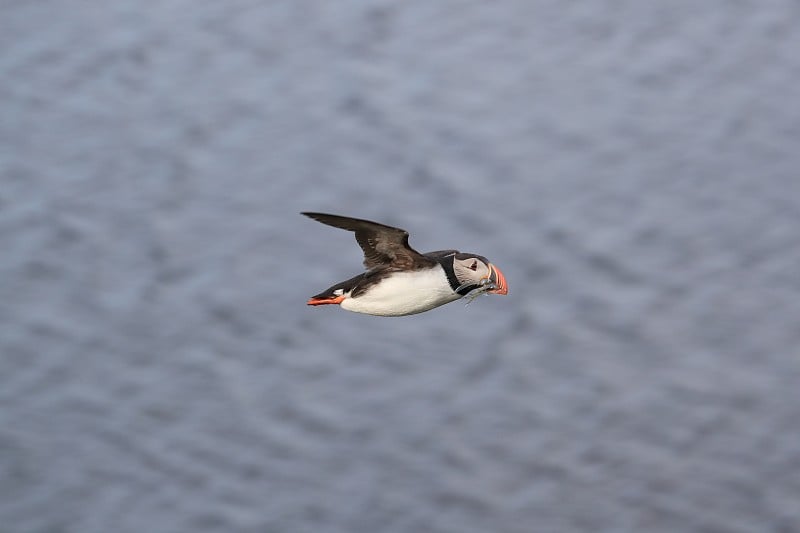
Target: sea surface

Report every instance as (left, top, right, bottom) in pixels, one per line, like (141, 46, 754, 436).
(2, 2, 799, 532)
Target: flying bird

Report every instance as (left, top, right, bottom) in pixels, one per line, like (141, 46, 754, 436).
(302, 212, 507, 316)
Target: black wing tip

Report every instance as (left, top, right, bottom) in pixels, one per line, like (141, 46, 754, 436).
(302, 212, 371, 235)
(301, 212, 410, 236)
(301, 212, 342, 226)
(301, 211, 345, 220)
(301, 212, 353, 227)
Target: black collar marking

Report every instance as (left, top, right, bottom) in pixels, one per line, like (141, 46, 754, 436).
(440, 258, 476, 296)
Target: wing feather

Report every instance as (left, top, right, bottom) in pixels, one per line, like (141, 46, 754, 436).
(302, 212, 435, 270)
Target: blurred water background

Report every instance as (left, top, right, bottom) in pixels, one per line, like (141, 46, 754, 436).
(2, 1, 800, 532)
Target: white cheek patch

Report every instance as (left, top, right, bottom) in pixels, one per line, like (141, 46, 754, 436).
(333, 289, 344, 296)
(454, 260, 489, 284)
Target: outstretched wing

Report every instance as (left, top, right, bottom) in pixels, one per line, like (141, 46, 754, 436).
(302, 212, 435, 270)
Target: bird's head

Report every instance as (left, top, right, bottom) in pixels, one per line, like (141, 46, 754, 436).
(451, 253, 508, 296)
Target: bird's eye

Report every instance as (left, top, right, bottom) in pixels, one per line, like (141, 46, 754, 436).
(470, 261, 477, 271)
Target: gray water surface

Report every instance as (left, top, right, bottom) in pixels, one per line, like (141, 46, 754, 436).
(2, 2, 800, 532)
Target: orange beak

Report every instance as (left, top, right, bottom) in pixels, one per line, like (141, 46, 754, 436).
(487, 263, 508, 295)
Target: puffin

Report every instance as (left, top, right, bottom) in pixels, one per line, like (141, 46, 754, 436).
(303, 212, 508, 316)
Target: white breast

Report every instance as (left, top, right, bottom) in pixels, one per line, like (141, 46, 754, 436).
(340, 267, 461, 316)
